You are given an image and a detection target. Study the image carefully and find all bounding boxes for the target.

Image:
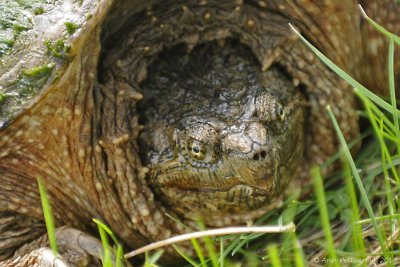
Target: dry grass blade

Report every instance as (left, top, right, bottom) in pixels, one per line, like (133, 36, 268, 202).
(366, 228, 400, 265)
(124, 223, 296, 259)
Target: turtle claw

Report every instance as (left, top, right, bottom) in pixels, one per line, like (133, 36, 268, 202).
(31, 248, 69, 267)
(4, 247, 70, 267)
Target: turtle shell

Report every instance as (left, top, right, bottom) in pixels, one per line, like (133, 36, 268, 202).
(0, 0, 399, 264)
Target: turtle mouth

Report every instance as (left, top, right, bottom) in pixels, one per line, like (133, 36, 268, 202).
(150, 163, 281, 213)
(154, 180, 272, 216)
(151, 162, 278, 195)
(162, 177, 271, 196)
(147, 129, 296, 217)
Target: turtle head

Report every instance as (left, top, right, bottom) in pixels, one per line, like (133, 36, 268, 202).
(138, 41, 305, 223)
(140, 85, 305, 221)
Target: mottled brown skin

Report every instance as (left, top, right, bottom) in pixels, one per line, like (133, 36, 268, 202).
(0, 0, 399, 266)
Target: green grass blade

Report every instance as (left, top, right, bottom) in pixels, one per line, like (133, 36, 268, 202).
(388, 38, 400, 153)
(93, 219, 126, 266)
(144, 252, 151, 267)
(148, 250, 164, 264)
(359, 5, 400, 45)
(203, 237, 218, 267)
(383, 132, 400, 144)
(144, 251, 163, 267)
(97, 223, 112, 267)
(230, 237, 249, 256)
(327, 106, 390, 262)
(356, 91, 400, 184)
(219, 239, 223, 267)
(93, 218, 120, 245)
(196, 220, 219, 267)
(321, 131, 369, 168)
(378, 118, 398, 240)
(37, 177, 58, 254)
(115, 244, 124, 267)
(311, 166, 339, 266)
(357, 214, 400, 224)
(291, 233, 305, 267)
(364, 99, 398, 136)
(219, 236, 240, 259)
(289, 24, 400, 117)
(342, 159, 366, 260)
(201, 231, 219, 267)
(267, 244, 282, 267)
(173, 245, 199, 266)
(191, 238, 207, 267)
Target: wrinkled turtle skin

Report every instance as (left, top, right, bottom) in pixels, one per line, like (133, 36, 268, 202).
(0, 0, 399, 265)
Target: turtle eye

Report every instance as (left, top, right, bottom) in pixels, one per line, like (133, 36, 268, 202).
(276, 106, 285, 121)
(187, 139, 207, 160)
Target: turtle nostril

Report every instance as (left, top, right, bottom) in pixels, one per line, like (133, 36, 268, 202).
(252, 151, 267, 161)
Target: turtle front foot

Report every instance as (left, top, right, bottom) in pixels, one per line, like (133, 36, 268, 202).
(3, 227, 109, 267)
(6, 247, 70, 267)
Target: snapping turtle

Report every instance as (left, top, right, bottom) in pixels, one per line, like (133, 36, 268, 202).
(0, 0, 399, 265)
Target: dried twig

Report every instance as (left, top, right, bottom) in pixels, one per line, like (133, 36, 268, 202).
(124, 223, 296, 259)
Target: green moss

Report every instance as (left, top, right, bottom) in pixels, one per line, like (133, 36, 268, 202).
(0, 0, 60, 57)
(0, 63, 54, 123)
(13, 24, 29, 35)
(76, 0, 84, 7)
(0, 0, 64, 123)
(15, 64, 54, 98)
(15, 0, 40, 9)
(64, 22, 79, 35)
(0, 93, 6, 104)
(1, 39, 15, 46)
(33, 7, 45, 15)
(44, 39, 71, 59)
(22, 64, 53, 78)
(85, 13, 93, 20)
(0, 39, 15, 56)
(0, 2, 33, 56)
(15, 0, 59, 9)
